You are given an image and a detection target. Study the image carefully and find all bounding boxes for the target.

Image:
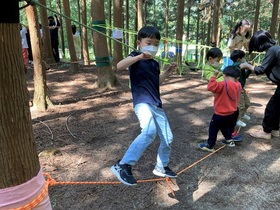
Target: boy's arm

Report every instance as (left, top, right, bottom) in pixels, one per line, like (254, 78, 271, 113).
(116, 52, 153, 70)
(207, 71, 222, 92)
(159, 63, 177, 85)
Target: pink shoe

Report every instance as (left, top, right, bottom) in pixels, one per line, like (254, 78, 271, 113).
(250, 130, 271, 140)
(271, 130, 280, 137)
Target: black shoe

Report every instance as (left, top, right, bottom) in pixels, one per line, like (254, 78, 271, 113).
(153, 165, 177, 178)
(110, 160, 137, 186)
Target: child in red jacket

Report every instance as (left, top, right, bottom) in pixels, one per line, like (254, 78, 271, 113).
(199, 66, 242, 152)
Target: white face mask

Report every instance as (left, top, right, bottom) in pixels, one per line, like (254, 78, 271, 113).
(141, 45, 158, 57)
(210, 61, 222, 70)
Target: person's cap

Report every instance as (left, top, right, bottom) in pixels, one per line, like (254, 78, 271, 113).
(48, 16, 54, 20)
(223, 66, 241, 78)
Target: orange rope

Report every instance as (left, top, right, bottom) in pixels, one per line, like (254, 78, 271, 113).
(11, 145, 225, 209)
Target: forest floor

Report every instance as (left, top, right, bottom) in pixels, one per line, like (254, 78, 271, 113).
(26, 62, 280, 210)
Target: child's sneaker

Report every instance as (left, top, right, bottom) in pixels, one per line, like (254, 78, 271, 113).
(232, 134, 243, 141)
(242, 114, 251, 121)
(198, 143, 215, 152)
(236, 120, 246, 127)
(153, 165, 177, 178)
(271, 130, 280, 137)
(110, 160, 137, 186)
(222, 139, 235, 147)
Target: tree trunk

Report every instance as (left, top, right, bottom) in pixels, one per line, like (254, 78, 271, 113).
(91, 0, 118, 88)
(0, 1, 51, 209)
(38, 0, 55, 63)
(113, 0, 123, 66)
(56, 0, 65, 58)
(108, 0, 112, 57)
(26, 3, 50, 111)
(164, 0, 169, 59)
(253, 0, 261, 35)
(125, 0, 129, 55)
(175, 0, 185, 65)
(211, 0, 220, 47)
(137, 0, 143, 30)
(62, 0, 79, 72)
(270, 0, 279, 38)
(81, 0, 90, 65)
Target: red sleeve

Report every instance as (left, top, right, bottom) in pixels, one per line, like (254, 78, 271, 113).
(207, 76, 223, 93)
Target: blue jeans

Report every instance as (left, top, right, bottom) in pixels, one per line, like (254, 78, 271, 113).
(122, 103, 173, 168)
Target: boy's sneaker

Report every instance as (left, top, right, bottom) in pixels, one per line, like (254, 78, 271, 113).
(222, 139, 235, 147)
(198, 143, 215, 152)
(271, 130, 280, 137)
(153, 165, 177, 178)
(236, 120, 246, 127)
(242, 114, 251, 121)
(232, 134, 243, 142)
(110, 160, 137, 186)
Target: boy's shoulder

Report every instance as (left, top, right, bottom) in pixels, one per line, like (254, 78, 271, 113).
(129, 51, 141, 57)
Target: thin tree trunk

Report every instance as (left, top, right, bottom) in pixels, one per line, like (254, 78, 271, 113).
(211, 0, 220, 47)
(26, 3, 51, 111)
(108, 0, 112, 57)
(81, 0, 90, 65)
(175, 0, 185, 65)
(38, 0, 55, 63)
(253, 0, 261, 35)
(113, 0, 123, 66)
(137, 0, 143, 30)
(56, 0, 65, 58)
(164, 0, 169, 59)
(62, 0, 79, 72)
(270, 0, 279, 38)
(125, 0, 129, 55)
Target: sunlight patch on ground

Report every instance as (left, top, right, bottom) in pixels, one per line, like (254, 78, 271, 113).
(268, 158, 280, 173)
(189, 97, 213, 110)
(193, 181, 216, 202)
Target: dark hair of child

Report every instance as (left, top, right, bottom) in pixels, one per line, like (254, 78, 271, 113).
(248, 30, 276, 54)
(230, 50, 245, 62)
(206, 47, 223, 60)
(137, 26, 161, 41)
(223, 66, 241, 78)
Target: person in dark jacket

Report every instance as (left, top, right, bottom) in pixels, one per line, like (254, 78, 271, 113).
(240, 30, 280, 140)
(48, 15, 60, 63)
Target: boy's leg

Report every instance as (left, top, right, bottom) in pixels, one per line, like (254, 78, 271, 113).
(207, 114, 221, 148)
(220, 114, 235, 147)
(238, 90, 246, 118)
(152, 107, 176, 177)
(121, 103, 157, 166)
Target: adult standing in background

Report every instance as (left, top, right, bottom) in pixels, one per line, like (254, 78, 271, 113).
(48, 15, 60, 63)
(227, 19, 252, 53)
(20, 24, 29, 73)
(240, 30, 280, 140)
(72, 25, 81, 60)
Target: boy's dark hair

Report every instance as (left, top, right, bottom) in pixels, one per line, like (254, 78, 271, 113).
(249, 30, 276, 54)
(230, 50, 245, 62)
(206, 48, 223, 60)
(223, 66, 241, 78)
(137, 26, 161, 41)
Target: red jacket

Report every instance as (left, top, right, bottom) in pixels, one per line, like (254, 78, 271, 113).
(207, 76, 242, 116)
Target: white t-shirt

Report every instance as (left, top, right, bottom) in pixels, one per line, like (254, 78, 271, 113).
(20, 27, 28, 49)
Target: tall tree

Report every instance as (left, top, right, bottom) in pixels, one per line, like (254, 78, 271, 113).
(81, 0, 90, 65)
(137, 0, 143, 30)
(0, 1, 51, 209)
(113, 0, 123, 66)
(175, 0, 185, 65)
(38, 0, 55, 63)
(62, 0, 79, 72)
(26, 3, 52, 111)
(56, 0, 65, 58)
(91, 0, 118, 88)
(270, 0, 279, 38)
(253, 0, 261, 35)
(211, 0, 221, 47)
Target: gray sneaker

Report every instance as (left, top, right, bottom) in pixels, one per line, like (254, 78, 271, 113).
(153, 165, 177, 178)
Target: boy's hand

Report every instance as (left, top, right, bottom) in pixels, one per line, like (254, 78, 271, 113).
(141, 52, 153, 60)
(213, 70, 219, 77)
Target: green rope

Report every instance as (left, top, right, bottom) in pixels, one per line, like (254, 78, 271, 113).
(95, 56, 111, 67)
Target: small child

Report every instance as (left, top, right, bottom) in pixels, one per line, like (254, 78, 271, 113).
(230, 50, 251, 127)
(111, 26, 177, 186)
(199, 66, 242, 152)
(202, 47, 224, 82)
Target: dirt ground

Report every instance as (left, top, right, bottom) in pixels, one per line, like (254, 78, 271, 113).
(26, 63, 280, 210)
